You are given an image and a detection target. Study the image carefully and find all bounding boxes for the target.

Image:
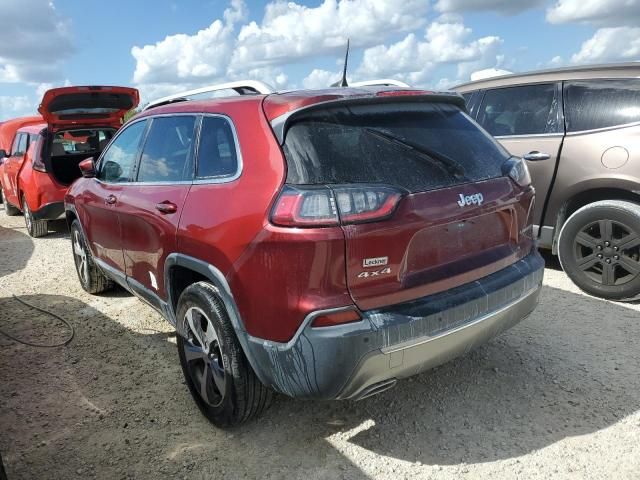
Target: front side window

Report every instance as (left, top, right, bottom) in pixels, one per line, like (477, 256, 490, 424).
(196, 116, 239, 179)
(137, 116, 197, 183)
(565, 79, 640, 132)
(477, 84, 559, 136)
(11, 134, 28, 156)
(98, 120, 147, 183)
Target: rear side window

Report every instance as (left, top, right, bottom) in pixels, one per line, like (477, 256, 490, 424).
(137, 116, 196, 182)
(196, 116, 239, 179)
(283, 102, 510, 193)
(98, 120, 147, 183)
(565, 79, 640, 132)
(477, 84, 559, 136)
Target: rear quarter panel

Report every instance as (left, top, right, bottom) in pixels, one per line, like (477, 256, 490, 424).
(545, 123, 640, 226)
(176, 100, 319, 341)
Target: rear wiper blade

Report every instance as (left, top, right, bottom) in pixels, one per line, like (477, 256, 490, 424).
(364, 128, 466, 180)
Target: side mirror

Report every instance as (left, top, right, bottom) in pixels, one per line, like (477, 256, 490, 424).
(0, 150, 8, 164)
(79, 157, 96, 178)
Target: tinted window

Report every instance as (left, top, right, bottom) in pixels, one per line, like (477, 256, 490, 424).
(98, 120, 146, 183)
(283, 102, 510, 193)
(565, 79, 640, 132)
(196, 116, 238, 178)
(478, 84, 558, 136)
(137, 116, 196, 182)
(11, 134, 28, 156)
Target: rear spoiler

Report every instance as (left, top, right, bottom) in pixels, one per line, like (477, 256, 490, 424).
(144, 80, 274, 111)
(350, 79, 411, 88)
(143, 79, 414, 111)
(270, 91, 466, 145)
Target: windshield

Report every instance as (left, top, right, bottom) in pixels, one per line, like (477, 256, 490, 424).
(283, 102, 510, 193)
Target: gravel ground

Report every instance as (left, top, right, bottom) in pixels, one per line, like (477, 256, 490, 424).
(1, 203, 639, 480)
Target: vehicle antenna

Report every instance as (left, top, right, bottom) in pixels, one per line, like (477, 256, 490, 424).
(331, 39, 350, 87)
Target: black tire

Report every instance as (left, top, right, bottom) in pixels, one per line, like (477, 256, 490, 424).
(0, 452, 7, 480)
(22, 196, 48, 237)
(1, 187, 20, 216)
(558, 200, 640, 301)
(176, 282, 272, 428)
(70, 219, 113, 294)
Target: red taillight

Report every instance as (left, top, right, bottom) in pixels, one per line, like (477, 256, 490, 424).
(312, 309, 361, 328)
(31, 138, 46, 172)
(271, 185, 403, 228)
(333, 186, 402, 224)
(271, 186, 339, 227)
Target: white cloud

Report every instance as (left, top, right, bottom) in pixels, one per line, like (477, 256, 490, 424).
(131, 2, 241, 85)
(231, 0, 428, 71)
(131, 0, 431, 101)
(470, 68, 513, 81)
(436, 0, 543, 15)
(547, 0, 640, 25)
(0, 96, 33, 120)
(0, 0, 74, 83)
(570, 27, 640, 63)
(300, 16, 504, 89)
(549, 55, 564, 66)
(355, 15, 503, 86)
(302, 69, 341, 89)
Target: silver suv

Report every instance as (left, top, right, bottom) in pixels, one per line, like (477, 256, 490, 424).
(455, 63, 640, 300)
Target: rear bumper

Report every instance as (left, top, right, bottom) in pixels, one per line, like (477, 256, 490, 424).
(32, 201, 65, 220)
(246, 251, 544, 400)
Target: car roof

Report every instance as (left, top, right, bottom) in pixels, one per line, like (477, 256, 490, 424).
(136, 86, 464, 123)
(453, 62, 640, 92)
(0, 116, 44, 150)
(18, 123, 47, 134)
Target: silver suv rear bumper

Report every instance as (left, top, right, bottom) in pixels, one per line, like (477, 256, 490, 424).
(245, 251, 544, 400)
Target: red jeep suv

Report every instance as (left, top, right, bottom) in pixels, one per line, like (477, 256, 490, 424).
(65, 84, 544, 427)
(0, 86, 138, 237)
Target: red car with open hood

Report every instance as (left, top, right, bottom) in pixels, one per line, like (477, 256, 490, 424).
(0, 85, 139, 237)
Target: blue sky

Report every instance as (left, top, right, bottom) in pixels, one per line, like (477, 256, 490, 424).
(1, 0, 639, 120)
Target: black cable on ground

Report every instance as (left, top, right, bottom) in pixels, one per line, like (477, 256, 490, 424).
(0, 285, 74, 348)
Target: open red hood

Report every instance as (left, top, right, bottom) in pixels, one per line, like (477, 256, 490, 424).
(38, 86, 139, 130)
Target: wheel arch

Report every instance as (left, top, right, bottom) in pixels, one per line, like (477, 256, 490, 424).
(163, 253, 268, 385)
(65, 207, 77, 228)
(551, 187, 640, 254)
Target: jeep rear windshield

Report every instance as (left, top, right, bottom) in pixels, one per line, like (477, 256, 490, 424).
(283, 102, 510, 193)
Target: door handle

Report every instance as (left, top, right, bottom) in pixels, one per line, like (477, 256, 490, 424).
(523, 151, 550, 161)
(105, 194, 117, 205)
(155, 201, 177, 214)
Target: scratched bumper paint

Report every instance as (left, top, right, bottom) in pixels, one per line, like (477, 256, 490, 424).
(246, 251, 544, 400)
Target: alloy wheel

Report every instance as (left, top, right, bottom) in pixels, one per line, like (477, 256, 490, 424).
(182, 306, 226, 407)
(72, 229, 89, 285)
(22, 199, 32, 232)
(573, 219, 640, 286)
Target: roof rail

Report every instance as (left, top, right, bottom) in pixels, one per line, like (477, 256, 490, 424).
(350, 79, 411, 88)
(144, 80, 275, 111)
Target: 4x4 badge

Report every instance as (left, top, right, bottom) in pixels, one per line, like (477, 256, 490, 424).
(358, 267, 392, 278)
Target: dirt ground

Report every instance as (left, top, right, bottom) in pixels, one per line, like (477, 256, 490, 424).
(1, 203, 639, 480)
